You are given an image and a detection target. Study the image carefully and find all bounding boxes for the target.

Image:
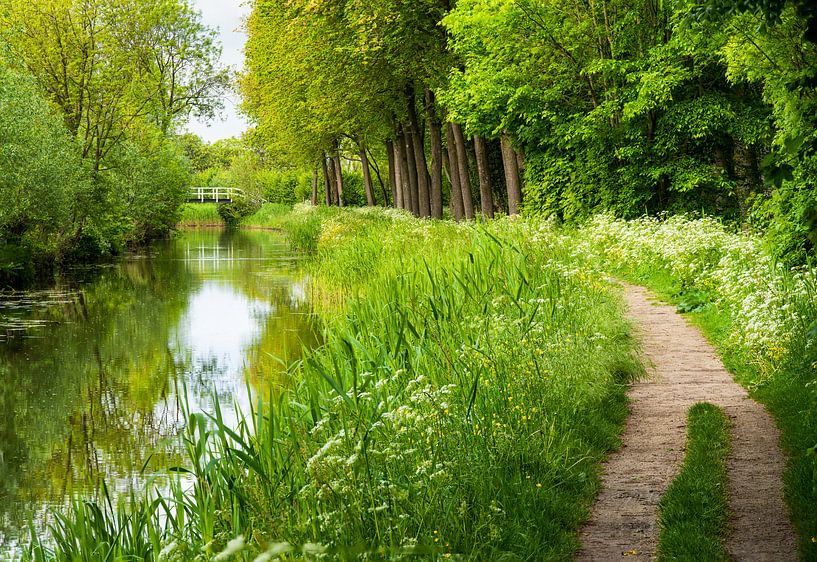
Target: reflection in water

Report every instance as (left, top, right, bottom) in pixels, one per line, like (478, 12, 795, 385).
(0, 230, 320, 551)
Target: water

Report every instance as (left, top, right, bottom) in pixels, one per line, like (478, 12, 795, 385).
(0, 229, 320, 552)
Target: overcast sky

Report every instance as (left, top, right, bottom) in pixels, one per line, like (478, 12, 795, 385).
(184, 0, 251, 143)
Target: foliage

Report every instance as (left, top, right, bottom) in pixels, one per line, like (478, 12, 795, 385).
(241, 0, 446, 166)
(440, 0, 816, 257)
(444, 0, 769, 222)
(720, 8, 817, 261)
(0, 0, 228, 166)
(0, 0, 229, 282)
(0, 58, 87, 282)
(657, 402, 731, 561)
(87, 137, 190, 249)
(257, 169, 311, 205)
(217, 198, 262, 229)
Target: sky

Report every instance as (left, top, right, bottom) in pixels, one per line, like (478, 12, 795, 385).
(184, 0, 251, 143)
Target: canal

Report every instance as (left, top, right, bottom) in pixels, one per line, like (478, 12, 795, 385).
(0, 229, 320, 552)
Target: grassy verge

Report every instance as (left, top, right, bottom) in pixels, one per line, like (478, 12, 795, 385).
(176, 203, 223, 227)
(575, 215, 817, 557)
(657, 402, 731, 561)
(176, 203, 294, 229)
(241, 203, 293, 228)
(29, 209, 642, 560)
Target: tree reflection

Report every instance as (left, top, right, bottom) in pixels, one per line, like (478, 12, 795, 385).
(0, 229, 320, 549)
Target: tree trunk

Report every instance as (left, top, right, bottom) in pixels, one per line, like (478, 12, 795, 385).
(451, 122, 474, 220)
(425, 89, 444, 219)
(359, 140, 376, 206)
(473, 135, 494, 219)
(515, 147, 525, 178)
(402, 128, 420, 215)
(392, 140, 405, 209)
(407, 86, 430, 217)
(311, 165, 319, 206)
(386, 140, 397, 208)
(332, 151, 344, 207)
(501, 132, 522, 215)
(324, 155, 336, 206)
(444, 129, 465, 221)
(397, 128, 413, 211)
(366, 145, 389, 207)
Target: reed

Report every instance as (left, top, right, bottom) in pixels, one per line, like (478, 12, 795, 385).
(176, 203, 223, 227)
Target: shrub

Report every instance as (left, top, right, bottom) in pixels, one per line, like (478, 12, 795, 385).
(218, 197, 262, 228)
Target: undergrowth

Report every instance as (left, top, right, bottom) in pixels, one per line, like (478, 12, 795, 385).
(177, 203, 293, 229)
(177, 203, 223, 227)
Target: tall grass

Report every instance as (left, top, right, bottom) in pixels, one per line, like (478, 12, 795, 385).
(29, 210, 642, 560)
(176, 203, 223, 227)
(242, 203, 294, 229)
(176, 203, 294, 229)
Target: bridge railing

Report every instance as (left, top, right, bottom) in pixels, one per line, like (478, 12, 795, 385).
(187, 187, 244, 202)
(186, 187, 268, 205)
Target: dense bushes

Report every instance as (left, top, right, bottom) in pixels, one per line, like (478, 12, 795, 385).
(445, 0, 815, 259)
(217, 197, 262, 228)
(258, 169, 311, 204)
(0, 62, 87, 283)
(0, 56, 192, 283)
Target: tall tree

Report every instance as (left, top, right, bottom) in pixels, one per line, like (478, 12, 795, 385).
(1, 0, 227, 170)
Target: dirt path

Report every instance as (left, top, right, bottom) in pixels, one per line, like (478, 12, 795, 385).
(577, 284, 797, 561)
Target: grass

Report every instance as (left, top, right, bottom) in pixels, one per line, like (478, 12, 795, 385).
(177, 203, 223, 227)
(576, 215, 817, 558)
(176, 203, 293, 229)
(657, 402, 731, 561)
(241, 203, 293, 228)
(29, 209, 643, 560)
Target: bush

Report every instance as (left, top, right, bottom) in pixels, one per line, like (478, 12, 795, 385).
(258, 169, 312, 204)
(218, 197, 262, 228)
(0, 57, 87, 277)
(337, 171, 368, 207)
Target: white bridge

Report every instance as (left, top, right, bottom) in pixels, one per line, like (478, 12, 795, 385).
(186, 186, 245, 203)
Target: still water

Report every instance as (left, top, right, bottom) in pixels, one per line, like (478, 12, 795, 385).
(0, 229, 320, 551)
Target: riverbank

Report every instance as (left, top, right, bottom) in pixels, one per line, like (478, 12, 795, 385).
(176, 202, 294, 229)
(23, 208, 816, 560)
(30, 208, 642, 560)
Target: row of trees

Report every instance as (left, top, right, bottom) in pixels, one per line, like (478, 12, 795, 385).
(0, 0, 227, 283)
(242, 0, 816, 259)
(241, 0, 525, 221)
